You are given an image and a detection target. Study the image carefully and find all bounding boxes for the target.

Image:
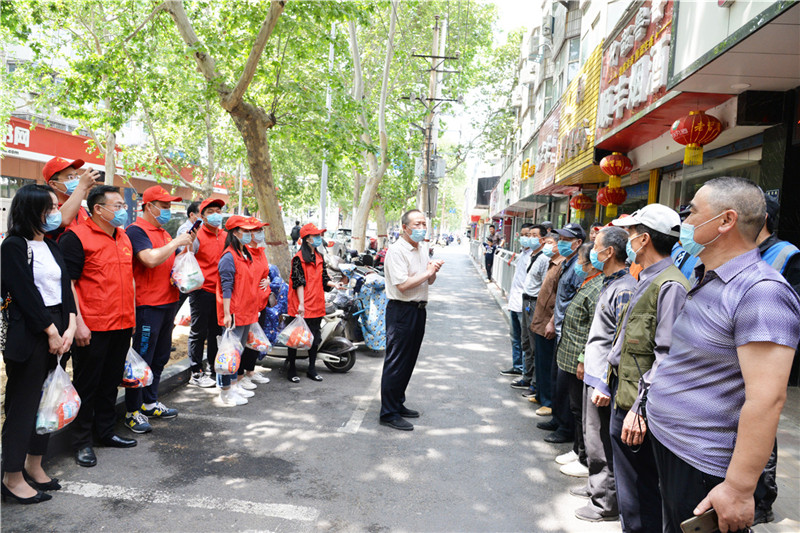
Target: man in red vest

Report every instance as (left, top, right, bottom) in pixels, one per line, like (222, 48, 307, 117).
(42, 156, 100, 236)
(123, 186, 196, 434)
(187, 198, 227, 387)
(59, 185, 137, 467)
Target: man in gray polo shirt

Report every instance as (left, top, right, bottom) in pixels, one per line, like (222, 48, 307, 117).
(648, 177, 800, 533)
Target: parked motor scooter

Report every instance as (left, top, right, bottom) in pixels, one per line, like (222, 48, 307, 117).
(259, 309, 357, 373)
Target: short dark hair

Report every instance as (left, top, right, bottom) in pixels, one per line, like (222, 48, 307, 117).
(295, 220, 300, 225)
(578, 242, 593, 264)
(631, 223, 677, 256)
(8, 184, 56, 239)
(187, 201, 201, 216)
(598, 226, 629, 263)
(489, 224, 496, 229)
(591, 222, 603, 229)
(401, 209, 423, 226)
(529, 224, 547, 237)
(88, 185, 122, 215)
(520, 223, 534, 230)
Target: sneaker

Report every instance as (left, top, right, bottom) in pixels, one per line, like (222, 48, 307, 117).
(560, 460, 589, 477)
(189, 372, 216, 388)
(569, 485, 591, 499)
(521, 390, 537, 399)
(219, 388, 248, 406)
(249, 372, 270, 384)
(124, 411, 152, 434)
(141, 402, 178, 419)
(233, 384, 254, 398)
(510, 379, 530, 389)
(556, 450, 579, 465)
(238, 376, 257, 390)
(499, 368, 523, 376)
(535, 406, 552, 416)
(575, 504, 618, 522)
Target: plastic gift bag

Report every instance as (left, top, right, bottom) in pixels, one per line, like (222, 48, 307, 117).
(276, 316, 314, 350)
(121, 347, 154, 388)
(245, 323, 272, 353)
(215, 327, 243, 375)
(35, 357, 81, 434)
(171, 252, 205, 294)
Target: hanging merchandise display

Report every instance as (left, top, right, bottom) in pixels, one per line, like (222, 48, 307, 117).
(598, 152, 632, 217)
(669, 110, 723, 166)
(569, 193, 594, 220)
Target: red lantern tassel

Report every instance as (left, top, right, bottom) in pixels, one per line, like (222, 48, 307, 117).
(684, 143, 703, 166)
(606, 205, 618, 218)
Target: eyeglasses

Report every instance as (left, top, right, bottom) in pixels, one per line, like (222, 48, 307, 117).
(98, 203, 127, 211)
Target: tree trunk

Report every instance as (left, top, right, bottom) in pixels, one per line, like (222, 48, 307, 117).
(229, 102, 291, 277)
(104, 130, 116, 182)
(375, 202, 387, 250)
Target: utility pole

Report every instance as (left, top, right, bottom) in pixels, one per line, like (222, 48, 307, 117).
(319, 23, 336, 229)
(418, 16, 441, 224)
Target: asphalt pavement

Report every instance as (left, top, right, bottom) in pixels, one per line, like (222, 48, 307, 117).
(2, 243, 797, 532)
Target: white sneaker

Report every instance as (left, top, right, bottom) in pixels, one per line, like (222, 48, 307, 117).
(249, 372, 270, 384)
(556, 450, 579, 465)
(238, 376, 257, 390)
(560, 460, 589, 478)
(234, 384, 254, 398)
(219, 388, 248, 406)
(190, 372, 216, 388)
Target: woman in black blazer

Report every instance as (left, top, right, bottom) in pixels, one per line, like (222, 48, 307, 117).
(1, 184, 77, 504)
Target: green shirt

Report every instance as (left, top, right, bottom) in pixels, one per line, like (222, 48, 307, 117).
(556, 273, 603, 375)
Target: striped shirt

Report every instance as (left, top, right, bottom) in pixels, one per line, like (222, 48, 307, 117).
(648, 248, 800, 477)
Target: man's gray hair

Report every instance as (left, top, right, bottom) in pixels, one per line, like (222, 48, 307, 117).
(401, 209, 423, 227)
(598, 226, 629, 263)
(702, 177, 765, 241)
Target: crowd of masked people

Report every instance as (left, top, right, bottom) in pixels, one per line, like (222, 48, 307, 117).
(0, 157, 335, 504)
(495, 176, 800, 533)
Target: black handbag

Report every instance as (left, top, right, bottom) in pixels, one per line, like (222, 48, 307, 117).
(0, 242, 32, 352)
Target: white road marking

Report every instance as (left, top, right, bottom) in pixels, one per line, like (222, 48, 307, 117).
(338, 367, 383, 434)
(60, 481, 319, 522)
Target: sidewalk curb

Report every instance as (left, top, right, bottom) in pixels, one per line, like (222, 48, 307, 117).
(45, 358, 192, 460)
(468, 251, 511, 328)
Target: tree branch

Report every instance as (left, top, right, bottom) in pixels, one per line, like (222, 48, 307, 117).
(224, 0, 286, 110)
(163, 0, 225, 91)
(121, 2, 168, 44)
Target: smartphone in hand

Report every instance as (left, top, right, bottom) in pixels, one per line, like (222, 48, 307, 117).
(95, 170, 106, 182)
(189, 219, 202, 233)
(680, 510, 720, 533)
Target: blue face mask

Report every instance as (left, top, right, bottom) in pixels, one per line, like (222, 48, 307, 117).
(626, 235, 641, 263)
(42, 211, 62, 233)
(312, 236, 323, 247)
(151, 205, 171, 225)
(240, 232, 252, 245)
(680, 212, 724, 257)
(253, 230, 265, 243)
(102, 206, 128, 228)
(590, 248, 606, 271)
(529, 237, 540, 250)
(519, 236, 530, 249)
(557, 240, 574, 257)
(542, 243, 555, 257)
(408, 228, 426, 243)
(573, 262, 587, 280)
(206, 213, 223, 228)
(60, 179, 80, 196)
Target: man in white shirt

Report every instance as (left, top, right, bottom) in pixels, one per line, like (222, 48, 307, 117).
(380, 209, 444, 431)
(516, 224, 548, 394)
(500, 224, 534, 378)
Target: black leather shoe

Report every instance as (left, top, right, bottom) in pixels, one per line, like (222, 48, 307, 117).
(544, 432, 572, 444)
(537, 420, 558, 431)
(306, 372, 323, 382)
(76, 446, 97, 467)
(1, 483, 52, 504)
(101, 434, 137, 448)
(23, 470, 61, 491)
(398, 407, 419, 418)
(379, 417, 414, 431)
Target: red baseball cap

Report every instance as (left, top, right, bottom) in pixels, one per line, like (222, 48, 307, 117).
(142, 185, 182, 204)
(225, 215, 255, 231)
(299, 223, 325, 239)
(43, 157, 84, 182)
(199, 197, 225, 214)
(246, 217, 269, 229)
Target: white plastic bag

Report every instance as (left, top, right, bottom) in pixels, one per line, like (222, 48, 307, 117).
(276, 316, 314, 350)
(171, 252, 205, 294)
(245, 323, 272, 353)
(121, 347, 154, 388)
(215, 327, 243, 375)
(36, 357, 81, 434)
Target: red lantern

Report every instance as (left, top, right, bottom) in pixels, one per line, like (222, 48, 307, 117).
(670, 110, 723, 166)
(597, 186, 627, 218)
(569, 194, 593, 212)
(599, 152, 633, 180)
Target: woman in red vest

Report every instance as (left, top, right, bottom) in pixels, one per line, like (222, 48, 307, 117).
(215, 216, 270, 406)
(286, 223, 340, 382)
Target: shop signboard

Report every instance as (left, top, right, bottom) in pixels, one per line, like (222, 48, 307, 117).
(3, 117, 106, 166)
(595, 0, 674, 142)
(532, 103, 561, 194)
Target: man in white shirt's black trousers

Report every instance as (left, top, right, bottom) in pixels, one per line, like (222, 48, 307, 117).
(379, 209, 444, 431)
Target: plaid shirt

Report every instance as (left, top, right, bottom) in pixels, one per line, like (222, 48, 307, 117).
(556, 273, 604, 375)
(603, 268, 633, 325)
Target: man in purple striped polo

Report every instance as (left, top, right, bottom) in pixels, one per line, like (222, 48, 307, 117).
(647, 177, 800, 533)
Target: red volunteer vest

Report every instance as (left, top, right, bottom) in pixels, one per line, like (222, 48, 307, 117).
(195, 224, 227, 294)
(70, 218, 136, 331)
(247, 245, 272, 311)
(288, 249, 326, 319)
(128, 218, 179, 307)
(215, 247, 261, 326)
